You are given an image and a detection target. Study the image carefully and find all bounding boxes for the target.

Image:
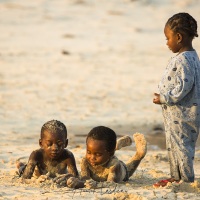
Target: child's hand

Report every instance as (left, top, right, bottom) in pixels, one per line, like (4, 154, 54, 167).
(67, 177, 80, 188)
(153, 93, 161, 104)
(36, 172, 50, 183)
(84, 179, 97, 189)
(53, 174, 72, 187)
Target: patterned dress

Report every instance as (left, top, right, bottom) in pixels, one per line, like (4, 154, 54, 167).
(158, 50, 200, 182)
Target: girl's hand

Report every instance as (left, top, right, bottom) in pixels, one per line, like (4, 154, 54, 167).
(153, 93, 161, 104)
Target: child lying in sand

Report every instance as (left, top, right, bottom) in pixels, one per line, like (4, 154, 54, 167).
(17, 120, 84, 188)
(67, 126, 147, 188)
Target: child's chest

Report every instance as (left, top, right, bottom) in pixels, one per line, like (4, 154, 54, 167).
(38, 160, 68, 177)
(89, 165, 110, 182)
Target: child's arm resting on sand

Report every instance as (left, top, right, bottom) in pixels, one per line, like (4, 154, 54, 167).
(66, 151, 79, 177)
(22, 151, 38, 179)
(53, 152, 80, 186)
(107, 165, 119, 182)
(67, 158, 90, 189)
(107, 162, 127, 183)
(80, 157, 91, 180)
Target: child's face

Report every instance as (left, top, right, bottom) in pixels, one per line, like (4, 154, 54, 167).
(86, 138, 112, 167)
(39, 130, 67, 160)
(164, 25, 181, 53)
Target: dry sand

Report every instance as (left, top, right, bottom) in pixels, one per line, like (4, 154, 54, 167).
(0, 0, 200, 199)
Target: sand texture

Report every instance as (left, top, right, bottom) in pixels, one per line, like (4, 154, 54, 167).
(0, 0, 200, 199)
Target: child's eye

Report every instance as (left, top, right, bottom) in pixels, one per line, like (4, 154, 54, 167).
(47, 142, 52, 147)
(57, 142, 63, 146)
(95, 153, 102, 157)
(87, 151, 91, 154)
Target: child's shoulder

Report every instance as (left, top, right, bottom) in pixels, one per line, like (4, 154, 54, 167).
(30, 148, 43, 155)
(173, 51, 199, 68)
(177, 51, 198, 60)
(107, 156, 120, 167)
(62, 148, 76, 158)
(170, 51, 192, 65)
(28, 148, 43, 160)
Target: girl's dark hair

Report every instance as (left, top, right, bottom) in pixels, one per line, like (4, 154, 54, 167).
(86, 126, 116, 152)
(41, 120, 67, 138)
(166, 12, 198, 38)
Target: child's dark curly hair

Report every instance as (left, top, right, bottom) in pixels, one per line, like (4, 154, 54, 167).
(166, 12, 198, 39)
(86, 126, 116, 152)
(41, 119, 67, 139)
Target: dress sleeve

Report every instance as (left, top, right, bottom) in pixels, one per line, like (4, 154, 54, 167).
(160, 56, 194, 105)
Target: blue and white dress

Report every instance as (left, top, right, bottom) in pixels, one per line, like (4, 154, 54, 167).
(158, 50, 200, 182)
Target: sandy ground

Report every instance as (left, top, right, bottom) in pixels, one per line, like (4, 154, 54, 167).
(0, 0, 200, 199)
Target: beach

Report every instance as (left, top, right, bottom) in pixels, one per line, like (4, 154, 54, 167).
(0, 0, 200, 199)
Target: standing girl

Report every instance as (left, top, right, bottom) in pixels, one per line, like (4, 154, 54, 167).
(153, 13, 200, 187)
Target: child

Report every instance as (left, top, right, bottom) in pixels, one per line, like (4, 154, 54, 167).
(17, 120, 84, 188)
(153, 13, 200, 187)
(67, 126, 147, 188)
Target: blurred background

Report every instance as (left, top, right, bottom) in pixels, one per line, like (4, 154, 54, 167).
(0, 0, 200, 149)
